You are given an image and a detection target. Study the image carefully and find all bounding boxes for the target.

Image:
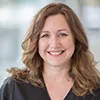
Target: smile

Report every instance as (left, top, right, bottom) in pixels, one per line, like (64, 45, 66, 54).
(47, 50, 65, 56)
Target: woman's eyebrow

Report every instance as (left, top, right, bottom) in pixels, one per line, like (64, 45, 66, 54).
(41, 30, 50, 33)
(41, 29, 71, 35)
(57, 29, 71, 33)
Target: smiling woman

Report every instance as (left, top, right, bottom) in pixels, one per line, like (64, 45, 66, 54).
(0, 3, 100, 100)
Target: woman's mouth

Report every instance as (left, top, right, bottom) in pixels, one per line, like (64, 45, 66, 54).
(47, 50, 65, 56)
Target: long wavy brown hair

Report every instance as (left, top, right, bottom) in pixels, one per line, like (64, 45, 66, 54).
(8, 3, 100, 96)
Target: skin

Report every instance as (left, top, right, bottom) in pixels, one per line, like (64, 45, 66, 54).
(38, 14, 75, 100)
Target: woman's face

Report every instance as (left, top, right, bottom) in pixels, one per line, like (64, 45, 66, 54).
(38, 14, 75, 67)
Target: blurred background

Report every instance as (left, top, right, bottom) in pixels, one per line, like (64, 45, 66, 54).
(0, 0, 100, 86)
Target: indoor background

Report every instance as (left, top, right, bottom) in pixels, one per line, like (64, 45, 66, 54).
(0, 0, 100, 86)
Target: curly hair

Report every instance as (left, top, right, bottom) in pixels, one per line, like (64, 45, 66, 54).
(8, 3, 100, 96)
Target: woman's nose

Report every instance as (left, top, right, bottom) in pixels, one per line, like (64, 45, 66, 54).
(49, 36, 60, 48)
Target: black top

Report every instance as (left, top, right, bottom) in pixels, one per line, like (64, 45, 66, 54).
(0, 77, 100, 100)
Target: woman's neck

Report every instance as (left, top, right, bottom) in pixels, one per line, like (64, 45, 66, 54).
(43, 63, 71, 82)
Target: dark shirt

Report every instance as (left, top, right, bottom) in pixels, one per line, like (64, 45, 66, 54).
(0, 77, 100, 100)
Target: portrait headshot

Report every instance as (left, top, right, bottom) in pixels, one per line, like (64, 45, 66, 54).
(0, 1, 100, 100)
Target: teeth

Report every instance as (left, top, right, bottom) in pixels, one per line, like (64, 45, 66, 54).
(49, 51, 63, 55)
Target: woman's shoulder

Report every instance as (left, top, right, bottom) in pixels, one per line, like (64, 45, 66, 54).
(1, 76, 43, 92)
(1, 76, 34, 89)
(83, 87, 100, 100)
(0, 77, 45, 100)
(94, 87, 100, 96)
(0, 77, 20, 92)
(0, 77, 17, 100)
(1, 77, 22, 86)
(0, 76, 31, 93)
(1, 77, 15, 88)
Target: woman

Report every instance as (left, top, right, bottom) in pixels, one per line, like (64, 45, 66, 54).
(0, 3, 100, 100)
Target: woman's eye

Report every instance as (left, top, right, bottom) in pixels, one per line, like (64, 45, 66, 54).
(59, 33, 68, 37)
(41, 34, 49, 38)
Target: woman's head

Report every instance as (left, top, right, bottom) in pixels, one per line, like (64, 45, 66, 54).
(22, 3, 88, 73)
